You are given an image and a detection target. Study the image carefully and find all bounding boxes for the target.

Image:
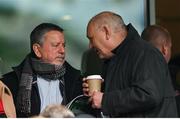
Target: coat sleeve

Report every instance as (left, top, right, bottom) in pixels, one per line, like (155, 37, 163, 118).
(102, 50, 172, 116)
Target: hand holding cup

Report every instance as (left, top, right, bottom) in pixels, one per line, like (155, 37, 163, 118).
(82, 75, 103, 96)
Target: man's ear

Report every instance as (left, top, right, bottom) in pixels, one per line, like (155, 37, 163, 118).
(102, 25, 110, 40)
(33, 43, 42, 58)
(162, 44, 168, 57)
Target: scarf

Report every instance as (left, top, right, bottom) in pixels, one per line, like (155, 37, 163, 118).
(16, 54, 66, 115)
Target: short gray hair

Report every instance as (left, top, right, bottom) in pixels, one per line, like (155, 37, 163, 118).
(39, 104, 75, 118)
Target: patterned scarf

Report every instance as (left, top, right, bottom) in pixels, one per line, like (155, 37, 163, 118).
(16, 54, 66, 115)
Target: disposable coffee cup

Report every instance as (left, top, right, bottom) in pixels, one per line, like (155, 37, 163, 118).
(86, 75, 103, 95)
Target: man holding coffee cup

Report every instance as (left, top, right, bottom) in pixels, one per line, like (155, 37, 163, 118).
(85, 75, 103, 96)
(83, 11, 177, 117)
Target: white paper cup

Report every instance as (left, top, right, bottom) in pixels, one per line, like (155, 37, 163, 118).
(86, 75, 103, 95)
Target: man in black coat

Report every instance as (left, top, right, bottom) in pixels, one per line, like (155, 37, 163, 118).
(1, 23, 82, 117)
(83, 11, 177, 117)
(141, 25, 180, 117)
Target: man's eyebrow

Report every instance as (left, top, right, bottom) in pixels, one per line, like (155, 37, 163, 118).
(51, 41, 65, 45)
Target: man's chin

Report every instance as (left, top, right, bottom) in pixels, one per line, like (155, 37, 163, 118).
(98, 54, 105, 59)
(53, 60, 65, 66)
(99, 54, 112, 59)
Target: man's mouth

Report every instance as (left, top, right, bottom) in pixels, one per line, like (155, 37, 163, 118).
(56, 56, 65, 61)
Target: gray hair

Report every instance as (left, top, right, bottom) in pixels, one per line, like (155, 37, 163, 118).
(30, 23, 64, 54)
(39, 104, 75, 118)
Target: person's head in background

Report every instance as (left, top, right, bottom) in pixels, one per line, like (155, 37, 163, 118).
(141, 25, 172, 63)
(30, 23, 65, 66)
(38, 104, 75, 118)
(87, 11, 127, 59)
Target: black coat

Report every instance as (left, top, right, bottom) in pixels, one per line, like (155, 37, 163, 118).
(1, 61, 83, 117)
(101, 24, 178, 117)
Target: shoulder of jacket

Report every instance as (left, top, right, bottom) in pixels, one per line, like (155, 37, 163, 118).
(2, 71, 16, 79)
(0, 71, 17, 86)
(65, 62, 80, 73)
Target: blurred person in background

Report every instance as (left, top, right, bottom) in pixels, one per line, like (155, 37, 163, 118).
(37, 104, 75, 118)
(141, 25, 172, 63)
(141, 25, 180, 116)
(0, 81, 16, 117)
(83, 11, 177, 117)
(0, 58, 16, 118)
(0, 23, 82, 117)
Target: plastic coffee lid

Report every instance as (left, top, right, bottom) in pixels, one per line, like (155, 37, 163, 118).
(86, 75, 103, 80)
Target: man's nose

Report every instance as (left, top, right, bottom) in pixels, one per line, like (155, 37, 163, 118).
(58, 45, 65, 53)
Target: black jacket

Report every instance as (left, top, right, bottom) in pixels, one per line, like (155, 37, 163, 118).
(101, 24, 178, 117)
(1, 61, 82, 117)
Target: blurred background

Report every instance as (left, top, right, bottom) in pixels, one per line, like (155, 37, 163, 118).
(0, 0, 149, 76)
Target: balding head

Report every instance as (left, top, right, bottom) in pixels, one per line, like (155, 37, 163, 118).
(86, 11, 127, 59)
(87, 11, 126, 33)
(141, 25, 172, 62)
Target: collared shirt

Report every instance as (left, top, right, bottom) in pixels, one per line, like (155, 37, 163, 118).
(37, 76, 63, 112)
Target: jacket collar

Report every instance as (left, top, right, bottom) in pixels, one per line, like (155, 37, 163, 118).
(111, 23, 140, 55)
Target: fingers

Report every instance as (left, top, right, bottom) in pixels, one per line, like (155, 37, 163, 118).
(83, 88, 89, 96)
(82, 77, 87, 81)
(90, 92, 96, 108)
(82, 77, 89, 96)
(82, 82, 88, 88)
(90, 91, 103, 109)
(82, 87, 89, 92)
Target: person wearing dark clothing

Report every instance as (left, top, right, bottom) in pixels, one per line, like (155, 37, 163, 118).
(169, 55, 180, 117)
(141, 25, 172, 63)
(1, 23, 82, 117)
(83, 11, 177, 117)
(141, 25, 180, 117)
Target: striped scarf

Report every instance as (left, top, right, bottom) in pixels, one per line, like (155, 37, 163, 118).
(16, 54, 66, 115)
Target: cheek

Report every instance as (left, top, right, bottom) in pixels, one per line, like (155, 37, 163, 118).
(168, 47, 171, 56)
(42, 48, 56, 59)
(45, 46, 57, 53)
